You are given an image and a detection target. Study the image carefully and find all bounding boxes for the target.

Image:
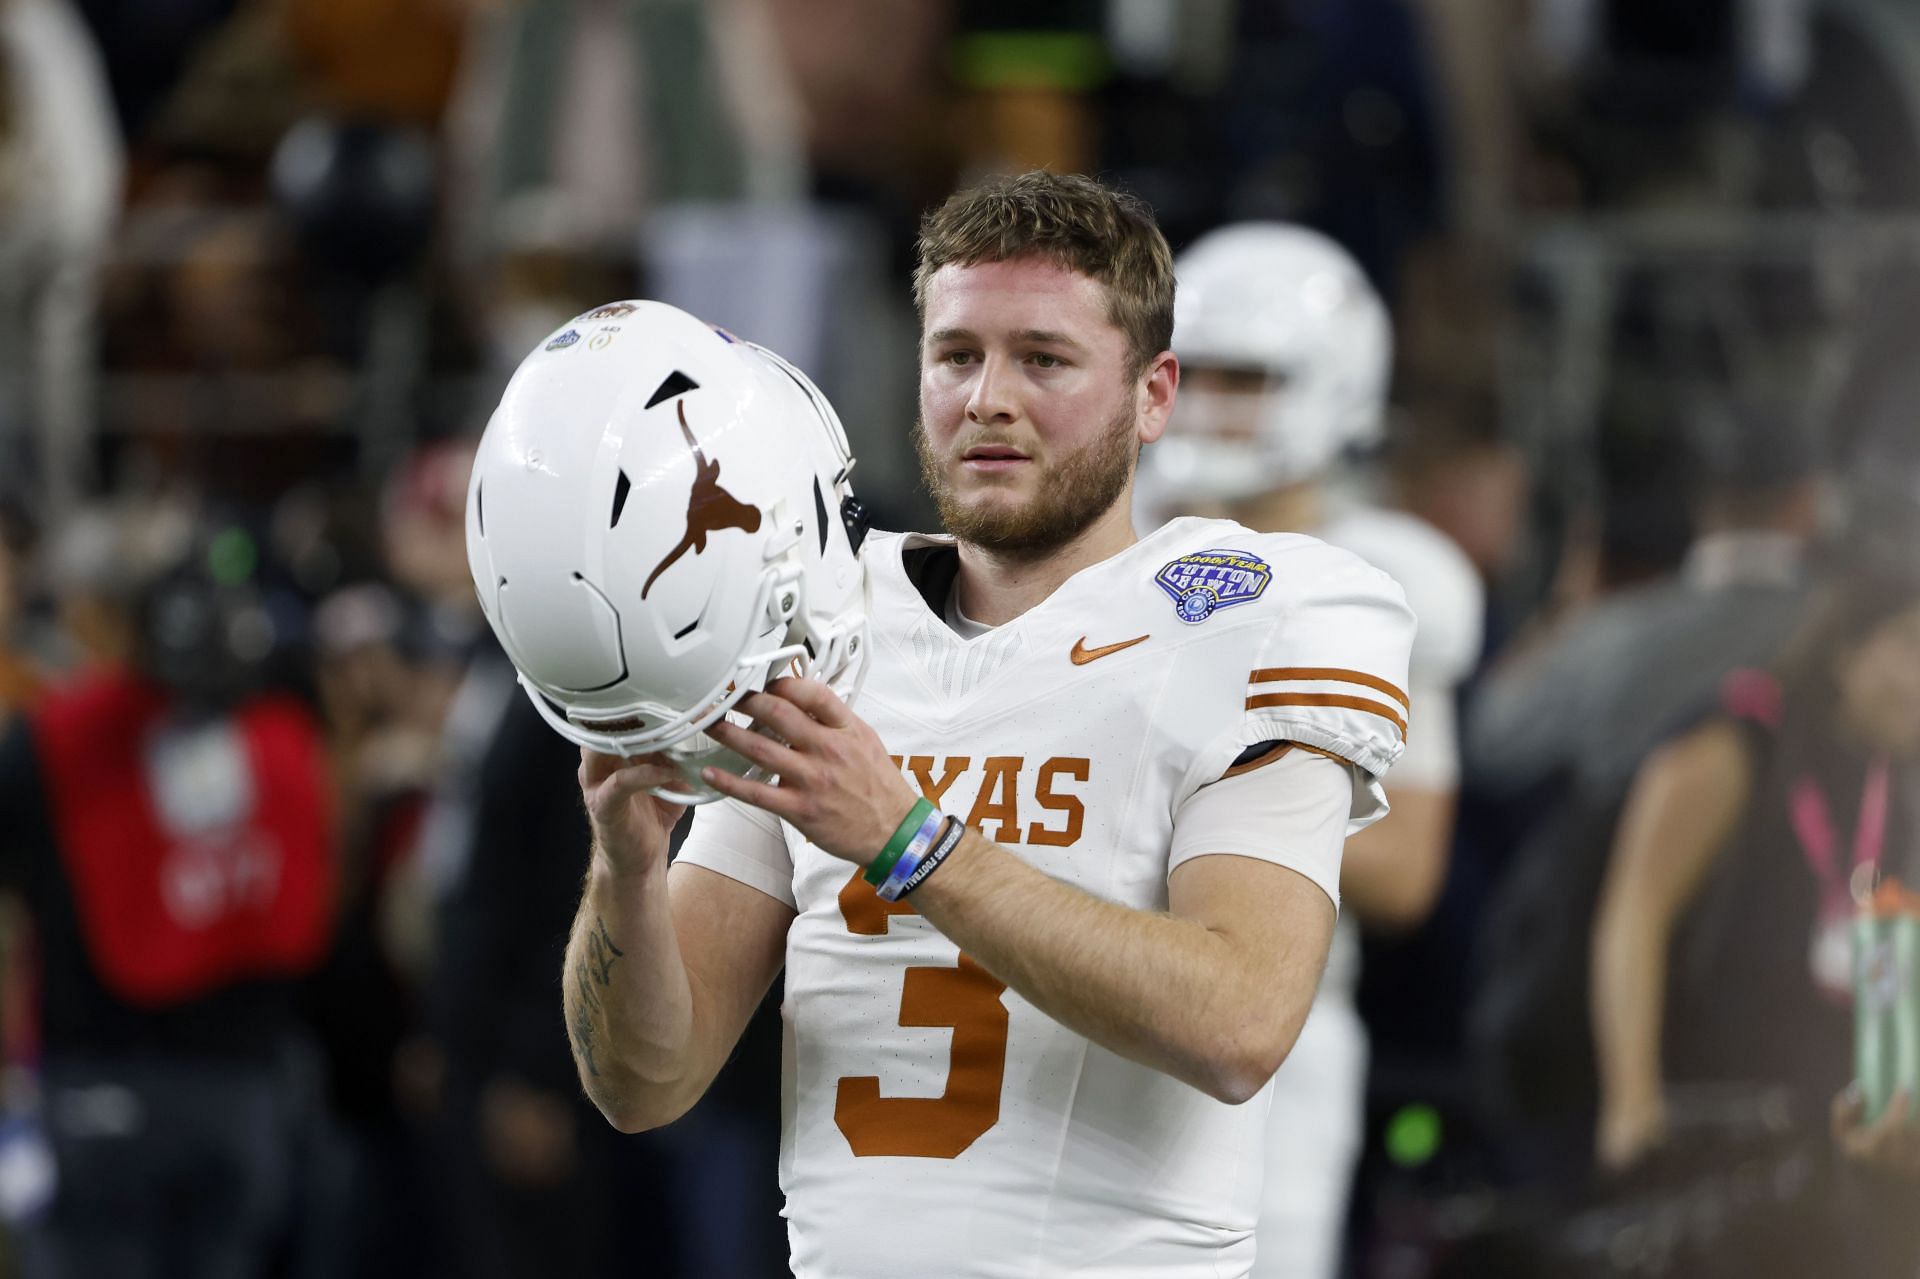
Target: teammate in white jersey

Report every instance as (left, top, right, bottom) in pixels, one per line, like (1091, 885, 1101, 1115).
(543, 174, 1415, 1278)
(1140, 222, 1483, 1279)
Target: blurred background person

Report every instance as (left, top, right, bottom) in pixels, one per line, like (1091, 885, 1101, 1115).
(1591, 563, 1920, 1277)
(0, 497, 337, 1277)
(1464, 399, 1825, 1182)
(0, 0, 123, 519)
(1140, 222, 1484, 1279)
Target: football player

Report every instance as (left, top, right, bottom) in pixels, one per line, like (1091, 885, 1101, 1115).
(466, 173, 1414, 1278)
(1140, 223, 1484, 1279)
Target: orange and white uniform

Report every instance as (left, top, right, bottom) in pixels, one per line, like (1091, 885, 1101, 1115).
(676, 516, 1414, 1279)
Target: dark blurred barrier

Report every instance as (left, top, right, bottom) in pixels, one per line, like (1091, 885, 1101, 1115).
(1365, 1085, 1912, 1279)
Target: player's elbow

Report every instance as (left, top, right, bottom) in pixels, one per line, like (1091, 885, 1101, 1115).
(585, 1072, 692, 1135)
(595, 1092, 681, 1135)
(1198, 1022, 1296, 1106)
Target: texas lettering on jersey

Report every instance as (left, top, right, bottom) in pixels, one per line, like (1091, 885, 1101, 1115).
(887, 754, 1090, 846)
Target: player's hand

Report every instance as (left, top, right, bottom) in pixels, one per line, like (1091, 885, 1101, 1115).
(578, 748, 694, 876)
(701, 678, 920, 867)
(1834, 1086, 1920, 1178)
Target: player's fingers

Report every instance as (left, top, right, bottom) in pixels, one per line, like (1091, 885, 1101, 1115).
(581, 748, 674, 788)
(706, 718, 805, 778)
(580, 748, 626, 788)
(733, 691, 820, 746)
(767, 676, 852, 728)
(700, 762, 792, 817)
(588, 757, 684, 806)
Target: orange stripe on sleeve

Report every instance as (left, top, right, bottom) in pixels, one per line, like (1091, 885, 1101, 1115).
(1244, 691, 1408, 737)
(1248, 666, 1410, 712)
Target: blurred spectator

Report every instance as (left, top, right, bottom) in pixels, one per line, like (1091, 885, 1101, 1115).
(0, 0, 124, 518)
(1464, 401, 1822, 1176)
(0, 498, 338, 1276)
(1469, 400, 1820, 804)
(444, 0, 801, 310)
(1590, 565, 1920, 1274)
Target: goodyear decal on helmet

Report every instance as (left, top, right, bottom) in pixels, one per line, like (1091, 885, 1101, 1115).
(1155, 548, 1271, 624)
(546, 329, 581, 351)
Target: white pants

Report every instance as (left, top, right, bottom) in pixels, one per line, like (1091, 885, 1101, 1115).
(1254, 934, 1367, 1279)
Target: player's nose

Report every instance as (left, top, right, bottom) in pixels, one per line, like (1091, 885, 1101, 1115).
(964, 354, 1018, 426)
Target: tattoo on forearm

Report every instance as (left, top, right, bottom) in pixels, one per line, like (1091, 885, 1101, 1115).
(567, 915, 627, 1078)
(586, 915, 626, 983)
(571, 1003, 600, 1077)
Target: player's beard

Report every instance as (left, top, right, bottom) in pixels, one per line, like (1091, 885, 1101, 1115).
(914, 402, 1138, 559)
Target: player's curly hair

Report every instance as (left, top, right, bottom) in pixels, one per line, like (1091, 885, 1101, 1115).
(913, 170, 1175, 380)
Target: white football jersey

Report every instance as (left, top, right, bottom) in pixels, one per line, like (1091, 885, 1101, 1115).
(676, 516, 1414, 1278)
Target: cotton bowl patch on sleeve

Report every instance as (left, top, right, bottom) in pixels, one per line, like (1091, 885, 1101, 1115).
(1154, 548, 1271, 624)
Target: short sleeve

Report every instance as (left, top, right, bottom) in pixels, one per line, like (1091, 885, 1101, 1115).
(673, 797, 797, 910)
(1185, 547, 1415, 815)
(1169, 748, 1357, 909)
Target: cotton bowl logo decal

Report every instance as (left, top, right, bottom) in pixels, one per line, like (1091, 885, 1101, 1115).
(546, 329, 581, 351)
(1155, 549, 1271, 624)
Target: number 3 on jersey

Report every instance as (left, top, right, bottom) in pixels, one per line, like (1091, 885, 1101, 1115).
(833, 866, 1008, 1158)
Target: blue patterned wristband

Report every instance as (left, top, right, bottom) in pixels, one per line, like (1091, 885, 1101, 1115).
(879, 815, 966, 901)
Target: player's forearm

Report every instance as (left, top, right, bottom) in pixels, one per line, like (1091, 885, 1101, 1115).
(563, 854, 699, 1130)
(910, 832, 1307, 1105)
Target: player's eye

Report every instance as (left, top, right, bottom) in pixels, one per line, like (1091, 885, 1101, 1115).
(1028, 353, 1063, 369)
(942, 351, 976, 367)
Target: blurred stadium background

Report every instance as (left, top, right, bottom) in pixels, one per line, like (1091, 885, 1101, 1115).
(2, 1, 1919, 1276)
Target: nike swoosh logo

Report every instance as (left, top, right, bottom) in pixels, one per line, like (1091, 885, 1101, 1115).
(1070, 634, 1150, 665)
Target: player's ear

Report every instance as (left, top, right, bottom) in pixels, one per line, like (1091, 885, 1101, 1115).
(1138, 351, 1178, 446)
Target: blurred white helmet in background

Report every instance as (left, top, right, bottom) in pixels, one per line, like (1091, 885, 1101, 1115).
(465, 300, 870, 802)
(1146, 223, 1391, 506)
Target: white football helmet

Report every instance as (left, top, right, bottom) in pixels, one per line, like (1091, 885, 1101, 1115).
(1146, 223, 1391, 505)
(465, 300, 870, 802)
